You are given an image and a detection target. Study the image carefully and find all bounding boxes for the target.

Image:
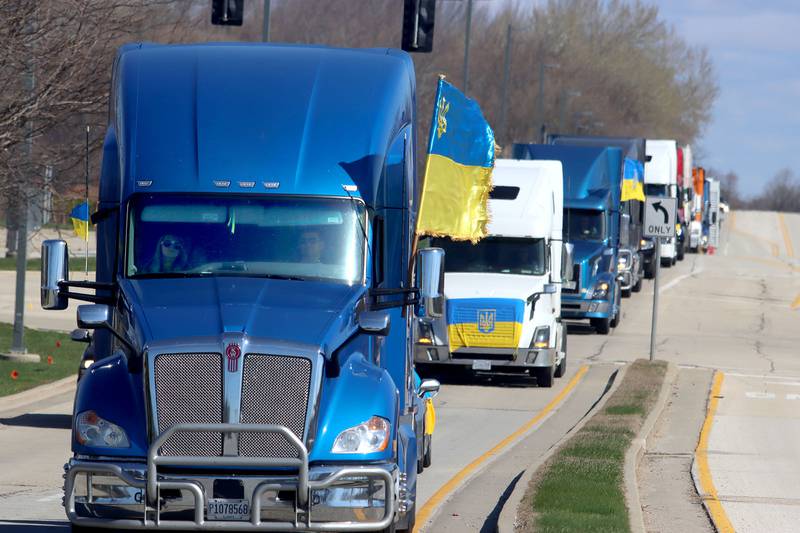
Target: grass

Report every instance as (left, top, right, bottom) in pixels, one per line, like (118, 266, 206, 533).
(0, 255, 96, 271)
(517, 359, 668, 533)
(0, 322, 83, 396)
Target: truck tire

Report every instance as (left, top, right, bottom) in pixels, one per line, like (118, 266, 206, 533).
(644, 262, 655, 279)
(660, 256, 671, 267)
(677, 242, 685, 261)
(554, 332, 567, 378)
(591, 317, 611, 334)
(621, 287, 632, 298)
(536, 365, 555, 388)
(632, 273, 643, 293)
(610, 287, 621, 328)
(423, 434, 432, 468)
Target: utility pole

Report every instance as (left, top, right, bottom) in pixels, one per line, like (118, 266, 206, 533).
(10, 16, 36, 359)
(534, 61, 558, 142)
(262, 0, 271, 42)
(558, 90, 581, 133)
(499, 24, 513, 145)
(462, 0, 473, 94)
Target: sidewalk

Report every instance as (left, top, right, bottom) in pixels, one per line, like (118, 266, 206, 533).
(638, 367, 714, 532)
(0, 271, 88, 331)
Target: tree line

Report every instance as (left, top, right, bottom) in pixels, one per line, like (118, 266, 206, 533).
(0, 0, 733, 244)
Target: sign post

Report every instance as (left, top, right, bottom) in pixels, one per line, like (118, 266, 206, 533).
(644, 196, 677, 361)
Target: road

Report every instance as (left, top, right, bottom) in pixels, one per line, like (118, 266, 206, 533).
(0, 210, 798, 532)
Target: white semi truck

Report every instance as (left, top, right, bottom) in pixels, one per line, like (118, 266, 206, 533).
(414, 159, 571, 387)
(645, 139, 679, 266)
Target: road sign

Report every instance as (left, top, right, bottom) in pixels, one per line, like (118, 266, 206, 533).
(644, 196, 677, 238)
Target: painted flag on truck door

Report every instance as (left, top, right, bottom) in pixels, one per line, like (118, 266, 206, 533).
(70, 201, 90, 240)
(621, 158, 645, 201)
(416, 77, 495, 243)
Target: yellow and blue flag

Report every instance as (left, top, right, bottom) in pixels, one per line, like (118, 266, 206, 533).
(621, 158, 646, 202)
(70, 201, 90, 240)
(416, 78, 495, 243)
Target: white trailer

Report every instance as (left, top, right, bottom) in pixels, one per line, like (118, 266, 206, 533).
(414, 159, 570, 387)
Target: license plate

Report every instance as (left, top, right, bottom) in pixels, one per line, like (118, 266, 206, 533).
(207, 498, 250, 521)
(472, 360, 491, 371)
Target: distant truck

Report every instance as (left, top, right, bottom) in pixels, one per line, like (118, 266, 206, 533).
(645, 139, 681, 266)
(514, 144, 623, 335)
(689, 166, 706, 252)
(414, 159, 570, 387)
(550, 135, 646, 297)
(41, 43, 445, 532)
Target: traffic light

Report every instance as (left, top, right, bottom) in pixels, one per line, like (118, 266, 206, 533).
(402, 0, 436, 53)
(211, 0, 244, 26)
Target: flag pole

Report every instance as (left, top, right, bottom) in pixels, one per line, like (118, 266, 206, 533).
(85, 125, 89, 280)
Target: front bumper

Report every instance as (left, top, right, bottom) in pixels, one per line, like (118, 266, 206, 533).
(65, 423, 397, 531)
(414, 344, 556, 370)
(561, 297, 610, 319)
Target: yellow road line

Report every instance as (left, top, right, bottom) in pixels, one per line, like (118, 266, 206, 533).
(695, 371, 735, 533)
(792, 294, 800, 311)
(413, 365, 589, 531)
(730, 226, 781, 258)
(778, 213, 795, 258)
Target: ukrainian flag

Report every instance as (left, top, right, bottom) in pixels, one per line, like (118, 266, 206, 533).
(621, 158, 645, 202)
(70, 201, 90, 240)
(416, 78, 495, 243)
(447, 298, 524, 351)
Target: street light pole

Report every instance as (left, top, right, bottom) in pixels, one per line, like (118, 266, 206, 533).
(499, 24, 513, 144)
(262, 0, 271, 42)
(462, 0, 473, 94)
(534, 61, 558, 142)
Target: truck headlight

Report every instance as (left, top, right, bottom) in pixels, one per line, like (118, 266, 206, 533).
(640, 239, 654, 250)
(75, 410, 130, 448)
(532, 326, 550, 349)
(332, 416, 390, 454)
(592, 282, 609, 299)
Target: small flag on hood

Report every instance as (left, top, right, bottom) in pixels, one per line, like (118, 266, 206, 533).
(70, 201, 90, 240)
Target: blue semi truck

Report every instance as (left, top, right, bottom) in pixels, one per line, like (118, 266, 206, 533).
(40, 43, 444, 532)
(513, 144, 623, 334)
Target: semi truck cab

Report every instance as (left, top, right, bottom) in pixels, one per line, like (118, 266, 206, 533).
(41, 43, 444, 532)
(645, 139, 679, 266)
(413, 159, 570, 386)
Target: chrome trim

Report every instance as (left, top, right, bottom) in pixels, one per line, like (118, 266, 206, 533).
(146, 336, 323, 456)
(223, 333, 245, 456)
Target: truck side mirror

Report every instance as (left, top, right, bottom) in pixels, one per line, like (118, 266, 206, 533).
(561, 243, 574, 282)
(415, 247, 445, 321)
(418, 378, 440, 398)
(358, 310, 391, 336)
(77, 304, 112, 330)
(41, 240, 69, 310)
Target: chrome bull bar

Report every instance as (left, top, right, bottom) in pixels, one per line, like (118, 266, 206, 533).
(65, 423, 396, 531)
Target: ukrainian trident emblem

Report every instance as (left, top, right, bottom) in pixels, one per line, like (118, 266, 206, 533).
(477, 309, 496, 334)
(226, 343, 242, 372)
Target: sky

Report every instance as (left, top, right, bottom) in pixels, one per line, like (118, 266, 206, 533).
(655, 0, 800, 197)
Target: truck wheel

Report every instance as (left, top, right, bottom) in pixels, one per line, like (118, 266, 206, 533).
(644, 262, 655, 279)
(423, 434, 432, 468)
(621, 287, 632, 298)
(590, 317, 611, 335)
(610, 287, 621, 328)
(632, 274, 643, 292)
(677, 243, 685, 261)
(554, 332, 567, 378)
(660, 256, 672, 267)
(536, 365, 555, 388)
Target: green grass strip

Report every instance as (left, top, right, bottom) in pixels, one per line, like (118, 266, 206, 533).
(519, 359, 668, 533)
(0, 322, 83, 396)
(0, 256, 96, 271)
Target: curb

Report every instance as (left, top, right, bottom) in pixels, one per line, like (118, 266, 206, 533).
(496, 362, 628, 533)
(0, 374, 76, 414)
(624, 361, 678, 533)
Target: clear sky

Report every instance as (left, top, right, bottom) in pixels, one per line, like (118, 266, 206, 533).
(655, 0, 800, 196)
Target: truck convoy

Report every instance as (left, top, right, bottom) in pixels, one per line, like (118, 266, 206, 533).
(644, 139, 681, 266)
(40, 43, 446, 532)
(550, 135, 646, 297)
(689, 166, 706, 252)
(514, 144, 624, 335)
(414, 159, 569, 387)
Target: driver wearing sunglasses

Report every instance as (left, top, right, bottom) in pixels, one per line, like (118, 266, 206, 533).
(147, 234, 189, 273)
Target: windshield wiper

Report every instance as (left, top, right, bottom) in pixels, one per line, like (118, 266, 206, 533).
(261, 273, 305, 281)
(130, 272, 214, 279)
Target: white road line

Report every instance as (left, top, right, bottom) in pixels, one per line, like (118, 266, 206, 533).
(765, 381, 800, 387)
(745, 391, 776, 399)
(37, 491, 64, 502)
(787, 394, 800, 400)
(660, 269, 702, 293)
(726, 372, 800, 381)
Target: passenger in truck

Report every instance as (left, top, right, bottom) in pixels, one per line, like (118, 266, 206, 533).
(298, 229, 324, 264)
(146, 234, 190, 273)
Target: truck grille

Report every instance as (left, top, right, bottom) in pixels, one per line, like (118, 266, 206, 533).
(239, 354, 312, 458)
(154, 353, 223, 457)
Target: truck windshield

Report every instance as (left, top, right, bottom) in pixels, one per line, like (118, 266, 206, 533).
(126, 195, 366, 284)
(645, 184, 669, 197)
(564, 209, 605, 242)
(428, 236, 546, 276)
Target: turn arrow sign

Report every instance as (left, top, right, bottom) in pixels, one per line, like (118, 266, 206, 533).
(652, 201, 669, 224)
